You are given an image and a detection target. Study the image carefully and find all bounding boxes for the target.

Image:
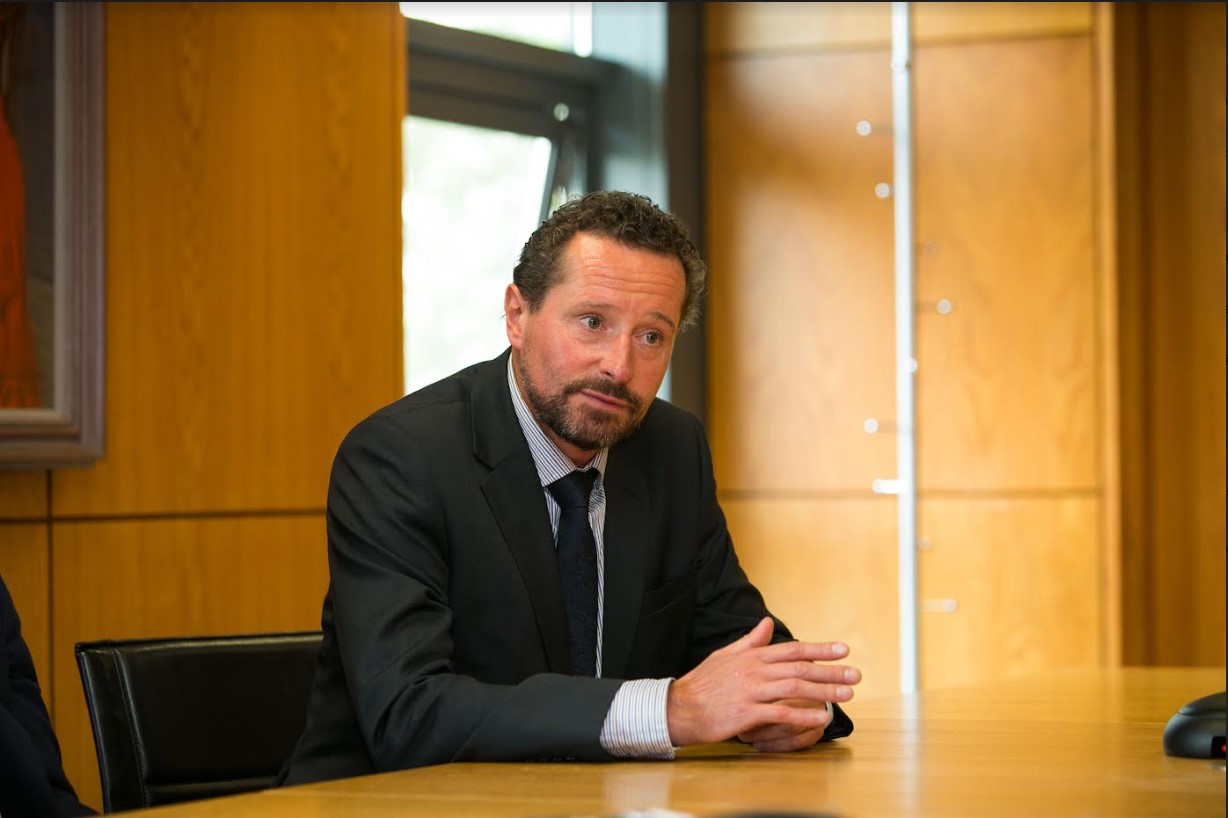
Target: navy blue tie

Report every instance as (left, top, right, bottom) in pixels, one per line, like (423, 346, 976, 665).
(548, 469, 599, 677)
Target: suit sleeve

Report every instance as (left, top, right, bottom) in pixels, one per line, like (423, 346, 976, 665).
(324, 415, 623, 771)
(683, 420, 854, 741)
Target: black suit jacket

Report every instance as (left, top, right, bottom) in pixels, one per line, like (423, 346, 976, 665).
(0, 573, 96, 817)
(280, 349, 852, 785)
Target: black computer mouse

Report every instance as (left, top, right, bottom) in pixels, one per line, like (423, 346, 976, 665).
(1162, 690, 1226, 759)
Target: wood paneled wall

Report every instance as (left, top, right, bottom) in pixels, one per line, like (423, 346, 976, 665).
(705, 0, 1225, 705)
(1115, 2, 1227, 667)
(0, 3, 405, 811)
(704, 2, 1115, 700)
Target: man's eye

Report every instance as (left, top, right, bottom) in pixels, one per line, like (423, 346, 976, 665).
(644, 331, 662, 346)
(582, 316, 602, 330)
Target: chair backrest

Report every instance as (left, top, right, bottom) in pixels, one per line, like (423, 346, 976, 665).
(74, 631, 322, 813)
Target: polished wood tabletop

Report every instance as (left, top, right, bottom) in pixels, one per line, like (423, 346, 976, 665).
(136, 666, 1225, 817)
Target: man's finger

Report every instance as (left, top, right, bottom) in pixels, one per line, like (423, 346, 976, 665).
(739, 720, 815, 745)
(758, 640, 851, 663)
(751, 725, 825, 754)
(759, 661, 862, 686)
(716, 616, 776, 655)
(757, 678, 856, 704)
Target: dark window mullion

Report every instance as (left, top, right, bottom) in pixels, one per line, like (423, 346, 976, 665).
(407, 18, 615, 89)
(408, 87, 568, 141)
(410, 52, 596, 115)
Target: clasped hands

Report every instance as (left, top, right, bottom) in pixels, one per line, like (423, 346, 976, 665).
(666, 616, 861, 753)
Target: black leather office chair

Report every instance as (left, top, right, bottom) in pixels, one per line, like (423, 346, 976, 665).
(74, 631, 322, 813)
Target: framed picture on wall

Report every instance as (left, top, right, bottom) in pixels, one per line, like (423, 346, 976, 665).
(0, 2, 104, 469)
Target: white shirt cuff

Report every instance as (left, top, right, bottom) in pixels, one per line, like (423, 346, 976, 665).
(598, 678, 676, 759)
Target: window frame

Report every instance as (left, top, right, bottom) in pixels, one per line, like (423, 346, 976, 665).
(405, 17, 618, 202)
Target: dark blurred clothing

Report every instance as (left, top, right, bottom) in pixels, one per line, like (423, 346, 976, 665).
(0, 573, 96, 817)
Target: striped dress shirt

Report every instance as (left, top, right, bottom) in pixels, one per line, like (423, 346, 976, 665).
(507, 360, 675, 759)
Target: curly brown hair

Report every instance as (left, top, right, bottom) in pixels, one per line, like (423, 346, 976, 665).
(512, 190, 707, 331)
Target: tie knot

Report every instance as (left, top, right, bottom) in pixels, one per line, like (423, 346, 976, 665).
(548, 469, 598, 511)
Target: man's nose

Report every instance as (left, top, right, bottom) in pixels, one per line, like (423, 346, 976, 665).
(599, 333, 633, 384)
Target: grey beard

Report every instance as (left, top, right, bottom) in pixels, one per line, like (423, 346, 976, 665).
(520, 368, 645, 452)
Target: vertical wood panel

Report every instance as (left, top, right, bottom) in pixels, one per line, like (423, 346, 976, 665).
(704, 5, 1113, 695)
(1093, 1, 1122, 668)
(1113, 3, 1150, 666)
(721, 497, 900, 702)
(38, 3, 408, 812)
(705, 2, 1091, 56)
(705, 2, 891, 55)
(915, 36, 1098, 491)
(51, 516, 332, 813)
(51, 2, 405, 517)
(919, 498, 1102, 690)
(0, 470, 48, 519)
(913, 2, 1092, 43)
(0, 524, 51, 701)
(706, 48, 896, 493)
(1139, 2, 1227, 667)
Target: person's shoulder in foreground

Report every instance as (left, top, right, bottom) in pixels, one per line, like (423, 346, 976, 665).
(278, 189, 859, 787)
(1, 573, 98, 817)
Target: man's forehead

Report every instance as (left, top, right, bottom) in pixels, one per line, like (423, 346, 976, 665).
(556, 244, 682, 308)
(562, 234, 681, 278)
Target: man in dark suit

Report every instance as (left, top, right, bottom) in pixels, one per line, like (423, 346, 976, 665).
(280, 191, 860, 785)
(1, 572, 96, 817)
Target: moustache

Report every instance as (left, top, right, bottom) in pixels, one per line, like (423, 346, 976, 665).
(564, 378, 640, 410)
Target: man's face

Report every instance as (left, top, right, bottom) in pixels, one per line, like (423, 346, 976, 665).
(506, 232, 686, 465)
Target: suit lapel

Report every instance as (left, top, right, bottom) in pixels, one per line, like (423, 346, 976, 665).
(599, 446, 650, 679)
(471, 351, 571, 674)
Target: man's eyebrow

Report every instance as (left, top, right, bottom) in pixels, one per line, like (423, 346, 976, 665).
(648, 311, 678, 330)
(572, 302, 678, 331)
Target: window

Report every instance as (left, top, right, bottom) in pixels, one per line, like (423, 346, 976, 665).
(402, 2, 592, 55)
(400, 4, 706, 417)
(400, 11, 611, 393)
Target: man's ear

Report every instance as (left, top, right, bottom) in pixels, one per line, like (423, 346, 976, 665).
(505, 284, 527, 349)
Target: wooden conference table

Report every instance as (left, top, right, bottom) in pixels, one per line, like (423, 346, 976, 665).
(136, 666, 1224, 817)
